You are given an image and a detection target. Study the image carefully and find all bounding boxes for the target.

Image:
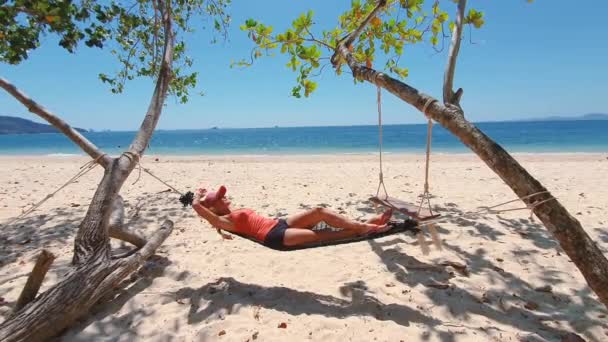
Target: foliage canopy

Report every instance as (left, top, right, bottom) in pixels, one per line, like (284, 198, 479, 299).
(0, 0, 231, 103)
(237, 0, 485, 98)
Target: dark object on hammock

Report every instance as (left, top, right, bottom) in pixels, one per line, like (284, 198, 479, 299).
(179, 191, 194, 207)
(230, 219, 420, 251)
(369, 196, 440, 221)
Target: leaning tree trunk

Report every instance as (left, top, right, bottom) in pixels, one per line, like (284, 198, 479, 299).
(0, 1, 176, 340)
(0, 219, 173, 341)
(332, 0, 608, 308)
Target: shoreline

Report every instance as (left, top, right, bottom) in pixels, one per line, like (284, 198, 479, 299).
(0, 151, 605, 159)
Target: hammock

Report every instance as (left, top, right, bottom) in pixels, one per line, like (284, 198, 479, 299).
(369, 196, 440, 221)
(226, 219, 420, 251)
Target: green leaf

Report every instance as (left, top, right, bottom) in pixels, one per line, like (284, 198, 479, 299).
(236, 1, 490, 99)
(245, 18, 257, 28)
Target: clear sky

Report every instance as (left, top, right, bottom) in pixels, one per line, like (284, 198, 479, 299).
(2, 0, 607, 130)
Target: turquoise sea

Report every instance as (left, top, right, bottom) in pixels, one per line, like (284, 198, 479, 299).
(0, 120, 606, 155)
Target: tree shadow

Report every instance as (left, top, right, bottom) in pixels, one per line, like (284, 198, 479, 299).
(0, 187, 187, 269)
(59, 255, 177, 341)
(357, 201, 608, 341)
(173, 277, 441, 328)
(0, 208, 83, 268)
(121, 190, 189, 233)
(595, 228, 608, 244)
(0, 188, 185, 322)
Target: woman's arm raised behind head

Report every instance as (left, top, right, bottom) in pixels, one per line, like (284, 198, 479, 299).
(192, 201, 235, 232)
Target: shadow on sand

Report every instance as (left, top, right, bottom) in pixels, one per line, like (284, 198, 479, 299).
(357, 200, 607, 341)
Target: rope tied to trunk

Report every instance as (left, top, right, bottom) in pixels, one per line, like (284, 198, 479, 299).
(122, 151, 193, 206)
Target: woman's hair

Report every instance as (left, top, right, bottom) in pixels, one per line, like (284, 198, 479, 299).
(179, 191, 194, 207)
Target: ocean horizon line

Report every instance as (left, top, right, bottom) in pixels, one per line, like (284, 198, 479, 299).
(71, 117, 608, 133)
(1, 120, 607, 155)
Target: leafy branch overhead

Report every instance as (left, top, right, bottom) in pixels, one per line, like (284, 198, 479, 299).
(237, 0, 485, 98)
(0, 0, 231, 103)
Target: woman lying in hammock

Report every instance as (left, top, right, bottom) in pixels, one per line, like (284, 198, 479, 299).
(192, 185, 393, 250)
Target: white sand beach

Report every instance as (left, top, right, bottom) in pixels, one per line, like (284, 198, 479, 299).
(1, 153, 607, 341)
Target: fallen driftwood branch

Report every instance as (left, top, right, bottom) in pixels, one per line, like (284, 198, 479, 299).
(14, 250, 55, 312)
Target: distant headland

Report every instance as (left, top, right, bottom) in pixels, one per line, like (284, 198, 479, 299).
(0, 116, 88, 134)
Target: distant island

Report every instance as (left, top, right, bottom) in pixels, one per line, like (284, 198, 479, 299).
(0, 115, 88, 134)
(522, 113, 608, 122)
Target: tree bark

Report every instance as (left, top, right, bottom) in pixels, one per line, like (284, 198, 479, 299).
(0, 1, 177, 340)
(0, 220, 173, 342)
(71, 0, 174, 265)
(332, 0, 608, 309)
(0, 78, 111, 169)
(14, 250, 55, 312)
(128, 0, 174, 157)
(443, 0, 466, 106)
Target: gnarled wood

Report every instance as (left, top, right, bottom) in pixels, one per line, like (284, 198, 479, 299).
(0, 220, 173, 342)
(0, 1, 177, 340)
(0, 78, 111, 169)
(14, 250, 55, 312)
(332, 0, 608, 309)
(72, 0, 175, 265)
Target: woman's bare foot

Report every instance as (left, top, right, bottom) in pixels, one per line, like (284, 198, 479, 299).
(360, 223, 391, 236)
(367, 209, 393, 225)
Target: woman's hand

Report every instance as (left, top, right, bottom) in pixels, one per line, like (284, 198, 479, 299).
(193, 188, 207, 205)
(217, 228, 233, 240)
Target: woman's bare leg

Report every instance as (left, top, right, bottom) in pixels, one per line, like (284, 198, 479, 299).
(282, 228, 362, 247)
(285, 207, 392, 234)
(366, 208, 393, 225)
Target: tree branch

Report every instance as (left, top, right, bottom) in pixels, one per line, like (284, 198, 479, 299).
(116, 220, 173, 267)
(110, 224, 147, 248)
(72, 0, 175, 264)
(304, 26, 334, 51)
(151, 0, 160, 74)
(91, 220, 174, 299)
(331, 0, 388, 65)
(0, 78, 111, 169)
(332, 27, 608, 309)
(108, 195, 147, 248)
(0, 1, 177, 339)
(127, 0, 175, 157)
(443, 0, 466, 107)
(14, 250, 55, 312)
(0, 220, 173, 341)
(5, 6, 39, 17)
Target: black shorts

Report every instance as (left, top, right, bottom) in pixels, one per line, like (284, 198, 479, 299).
(264, 219, 289, 250)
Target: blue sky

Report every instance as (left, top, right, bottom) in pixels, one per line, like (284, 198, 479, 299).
(2, 0, 607, 130)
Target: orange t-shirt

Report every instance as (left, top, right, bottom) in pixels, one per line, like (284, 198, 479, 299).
(227, 209, 279, 242)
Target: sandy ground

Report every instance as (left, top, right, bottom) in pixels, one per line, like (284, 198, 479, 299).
(0, 153, 607, 341)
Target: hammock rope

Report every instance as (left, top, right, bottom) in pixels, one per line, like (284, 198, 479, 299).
(123, 151, 185, 196)
(1, 154, 105, 227)
(2, 145, 557, 253)
(375, 85, 389, 199)
(415, 190, 556, 228)
(417, 98, 438, 217)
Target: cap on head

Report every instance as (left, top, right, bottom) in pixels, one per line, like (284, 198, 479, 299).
(203, 185, 227, 207)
